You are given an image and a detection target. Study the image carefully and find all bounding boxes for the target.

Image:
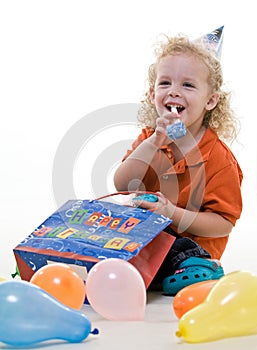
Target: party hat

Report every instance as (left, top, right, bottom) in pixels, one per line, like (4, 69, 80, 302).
(195, 26, 224, 59)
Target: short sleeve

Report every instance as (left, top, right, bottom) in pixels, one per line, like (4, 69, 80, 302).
(203, 152, 243, 225)
(122, 128, 154, 161)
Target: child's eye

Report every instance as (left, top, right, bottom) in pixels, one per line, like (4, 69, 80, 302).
(183, 82, 194, 88)
(159, 80, 170, 86)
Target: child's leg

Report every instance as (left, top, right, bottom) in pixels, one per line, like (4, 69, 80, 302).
(149, 236, 223, 294)
(162, 256, 224, 295)
(150, 236, 211, 285)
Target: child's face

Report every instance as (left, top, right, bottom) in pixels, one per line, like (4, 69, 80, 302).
(150, 53, 219, 134)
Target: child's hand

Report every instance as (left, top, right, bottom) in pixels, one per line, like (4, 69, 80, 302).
(133, 192, 174, 218)
(149, 110, 182, 146)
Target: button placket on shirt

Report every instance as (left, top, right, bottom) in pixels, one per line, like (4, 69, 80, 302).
(161, 160, 186, 180)
(175, 161, 186, 174)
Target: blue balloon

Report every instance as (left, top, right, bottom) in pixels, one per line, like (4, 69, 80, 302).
(0, 280, 98, 346)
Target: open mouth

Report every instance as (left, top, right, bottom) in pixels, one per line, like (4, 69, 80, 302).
(166, 104, 185, 114)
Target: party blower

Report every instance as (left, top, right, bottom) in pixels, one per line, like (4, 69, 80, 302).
(0, 280, 98, 346)
(166, 107, 186, 140)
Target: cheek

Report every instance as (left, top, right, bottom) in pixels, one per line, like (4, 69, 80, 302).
(152, 91, 165, 107)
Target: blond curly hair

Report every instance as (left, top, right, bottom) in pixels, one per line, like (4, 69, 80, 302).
(138, 35, 239, 142)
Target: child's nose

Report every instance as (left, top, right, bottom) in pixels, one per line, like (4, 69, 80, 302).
(168, 84, 181, 97)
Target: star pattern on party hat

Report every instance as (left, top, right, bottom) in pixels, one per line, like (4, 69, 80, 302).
(195, 26, 224, 59)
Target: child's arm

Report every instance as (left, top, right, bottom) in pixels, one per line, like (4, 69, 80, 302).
(133, 192, 233, 238)
(114, 131, 168, 191)
(170, 202, 233, 237)
(114, 110, 183, 190)
(114, 139, 156, 191)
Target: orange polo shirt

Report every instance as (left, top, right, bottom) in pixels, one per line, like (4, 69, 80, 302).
(123, 127, 243, 259)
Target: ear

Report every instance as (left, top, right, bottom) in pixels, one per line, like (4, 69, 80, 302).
(205, 92, 219, 111)
(149, 87, 155, 104)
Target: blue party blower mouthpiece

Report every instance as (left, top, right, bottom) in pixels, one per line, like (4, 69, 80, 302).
(0, 280, 99, 346)
(166, 107, 186, 140)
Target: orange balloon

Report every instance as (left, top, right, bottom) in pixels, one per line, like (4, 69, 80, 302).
(173, 280, 217, 318)
(30, 263, 85, 310)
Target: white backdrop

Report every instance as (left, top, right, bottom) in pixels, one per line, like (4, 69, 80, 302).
(1, 0, 256, 278)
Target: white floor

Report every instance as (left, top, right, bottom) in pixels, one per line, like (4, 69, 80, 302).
(82, 291, 257, 350)
(1, 290, 257, 350)
(1, 290, 256, 350)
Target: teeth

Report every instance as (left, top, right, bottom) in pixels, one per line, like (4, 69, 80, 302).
(166, 104, 183, 112)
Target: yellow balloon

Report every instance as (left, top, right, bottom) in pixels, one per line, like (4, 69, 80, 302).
(176, 271, 257, 343)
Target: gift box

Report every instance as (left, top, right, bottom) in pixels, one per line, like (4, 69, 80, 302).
(13, 198, 175, 288)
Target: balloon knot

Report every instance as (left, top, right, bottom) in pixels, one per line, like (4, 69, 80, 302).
(91, 328, 99, 335)
(176, 330, 182, 338)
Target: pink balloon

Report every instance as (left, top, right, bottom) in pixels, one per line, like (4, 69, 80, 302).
(86, 258, 146, 321)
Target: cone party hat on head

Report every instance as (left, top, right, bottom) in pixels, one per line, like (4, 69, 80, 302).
(195, 26, 224, 59)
